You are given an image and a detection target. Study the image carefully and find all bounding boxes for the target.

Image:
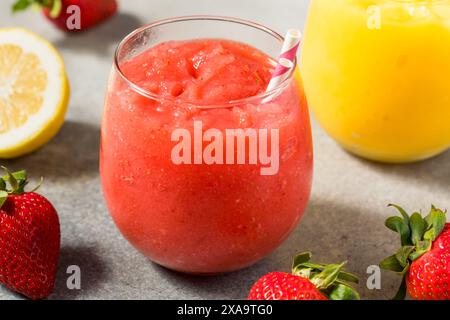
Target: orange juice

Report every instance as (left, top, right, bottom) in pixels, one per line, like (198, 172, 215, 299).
(302, 0, 450, 162)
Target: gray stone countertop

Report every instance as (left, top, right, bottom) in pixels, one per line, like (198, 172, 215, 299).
(0, 0, 449, 300)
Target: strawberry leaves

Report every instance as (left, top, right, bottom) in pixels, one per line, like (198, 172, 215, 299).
(12, 0, 62, 17)
(328, 283, 360, 300)
(424, 206, 446, 242)
(410, 212, 426, 244)
(12, 0, 35, 12)
(380, 255, 405, 273)
(292, 251, 360, 300)
(385, 204, 412, 246)
(0, 191, 8, 208)
(380, 204, 448, 300)
(1, 167, 28, 194)
(0, 167, 42, 209)
(393, 278, 408, 301)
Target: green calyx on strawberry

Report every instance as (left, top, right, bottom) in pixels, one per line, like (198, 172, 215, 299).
(291, 251, 360, 300)
(248, 251, 360, 300)
(12, 0, 63, 18)
(380, 204, 449, 300)
(0, 166, 60, 300)
(0, 166, 42, 207)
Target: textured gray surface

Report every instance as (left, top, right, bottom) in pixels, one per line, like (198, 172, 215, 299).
(0, 0, 449, 300)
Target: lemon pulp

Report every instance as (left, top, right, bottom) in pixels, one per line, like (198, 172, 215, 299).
(0, 28, 69, 158)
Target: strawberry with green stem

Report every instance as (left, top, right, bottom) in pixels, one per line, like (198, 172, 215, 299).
(380, 204, 450, 300)
(248, 251, 360, 300)
(12, 0, 118, 32)
(0, 167, 60, 300)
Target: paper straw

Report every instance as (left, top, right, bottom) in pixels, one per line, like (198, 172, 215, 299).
(265, 58, 294, 92)
(279, 29, 302, 63)
(266, 29, 302, 92)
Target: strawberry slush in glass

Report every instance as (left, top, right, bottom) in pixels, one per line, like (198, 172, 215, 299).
(100, 17, 313, 274)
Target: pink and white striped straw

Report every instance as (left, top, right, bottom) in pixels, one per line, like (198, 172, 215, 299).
(266, 29, 302, 92)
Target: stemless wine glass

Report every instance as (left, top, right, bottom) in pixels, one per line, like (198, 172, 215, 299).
(100, 16, 313, 274)
(301, 0, 450, 163)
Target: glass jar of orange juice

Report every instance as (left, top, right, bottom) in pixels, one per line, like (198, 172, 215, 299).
(301, 0, 450, 163)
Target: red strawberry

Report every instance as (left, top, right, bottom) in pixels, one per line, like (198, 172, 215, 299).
(248, 252, 360, 300)
(248, 272, 328, 300)
(12, 0, 118, 32)
(0, 167, 60, 300)
(380, 204, 450, 300)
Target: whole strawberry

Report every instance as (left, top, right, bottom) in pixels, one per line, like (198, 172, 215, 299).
(248, 252, 360, 300)
(12, 0, 118, 32)
(0, 167, 60, 300)
(380, 204, 450, 300)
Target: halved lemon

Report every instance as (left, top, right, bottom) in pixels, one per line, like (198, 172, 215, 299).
(0, 28, 69, 158)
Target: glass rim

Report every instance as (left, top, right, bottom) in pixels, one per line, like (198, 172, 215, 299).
(113, 15, 297, 108)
